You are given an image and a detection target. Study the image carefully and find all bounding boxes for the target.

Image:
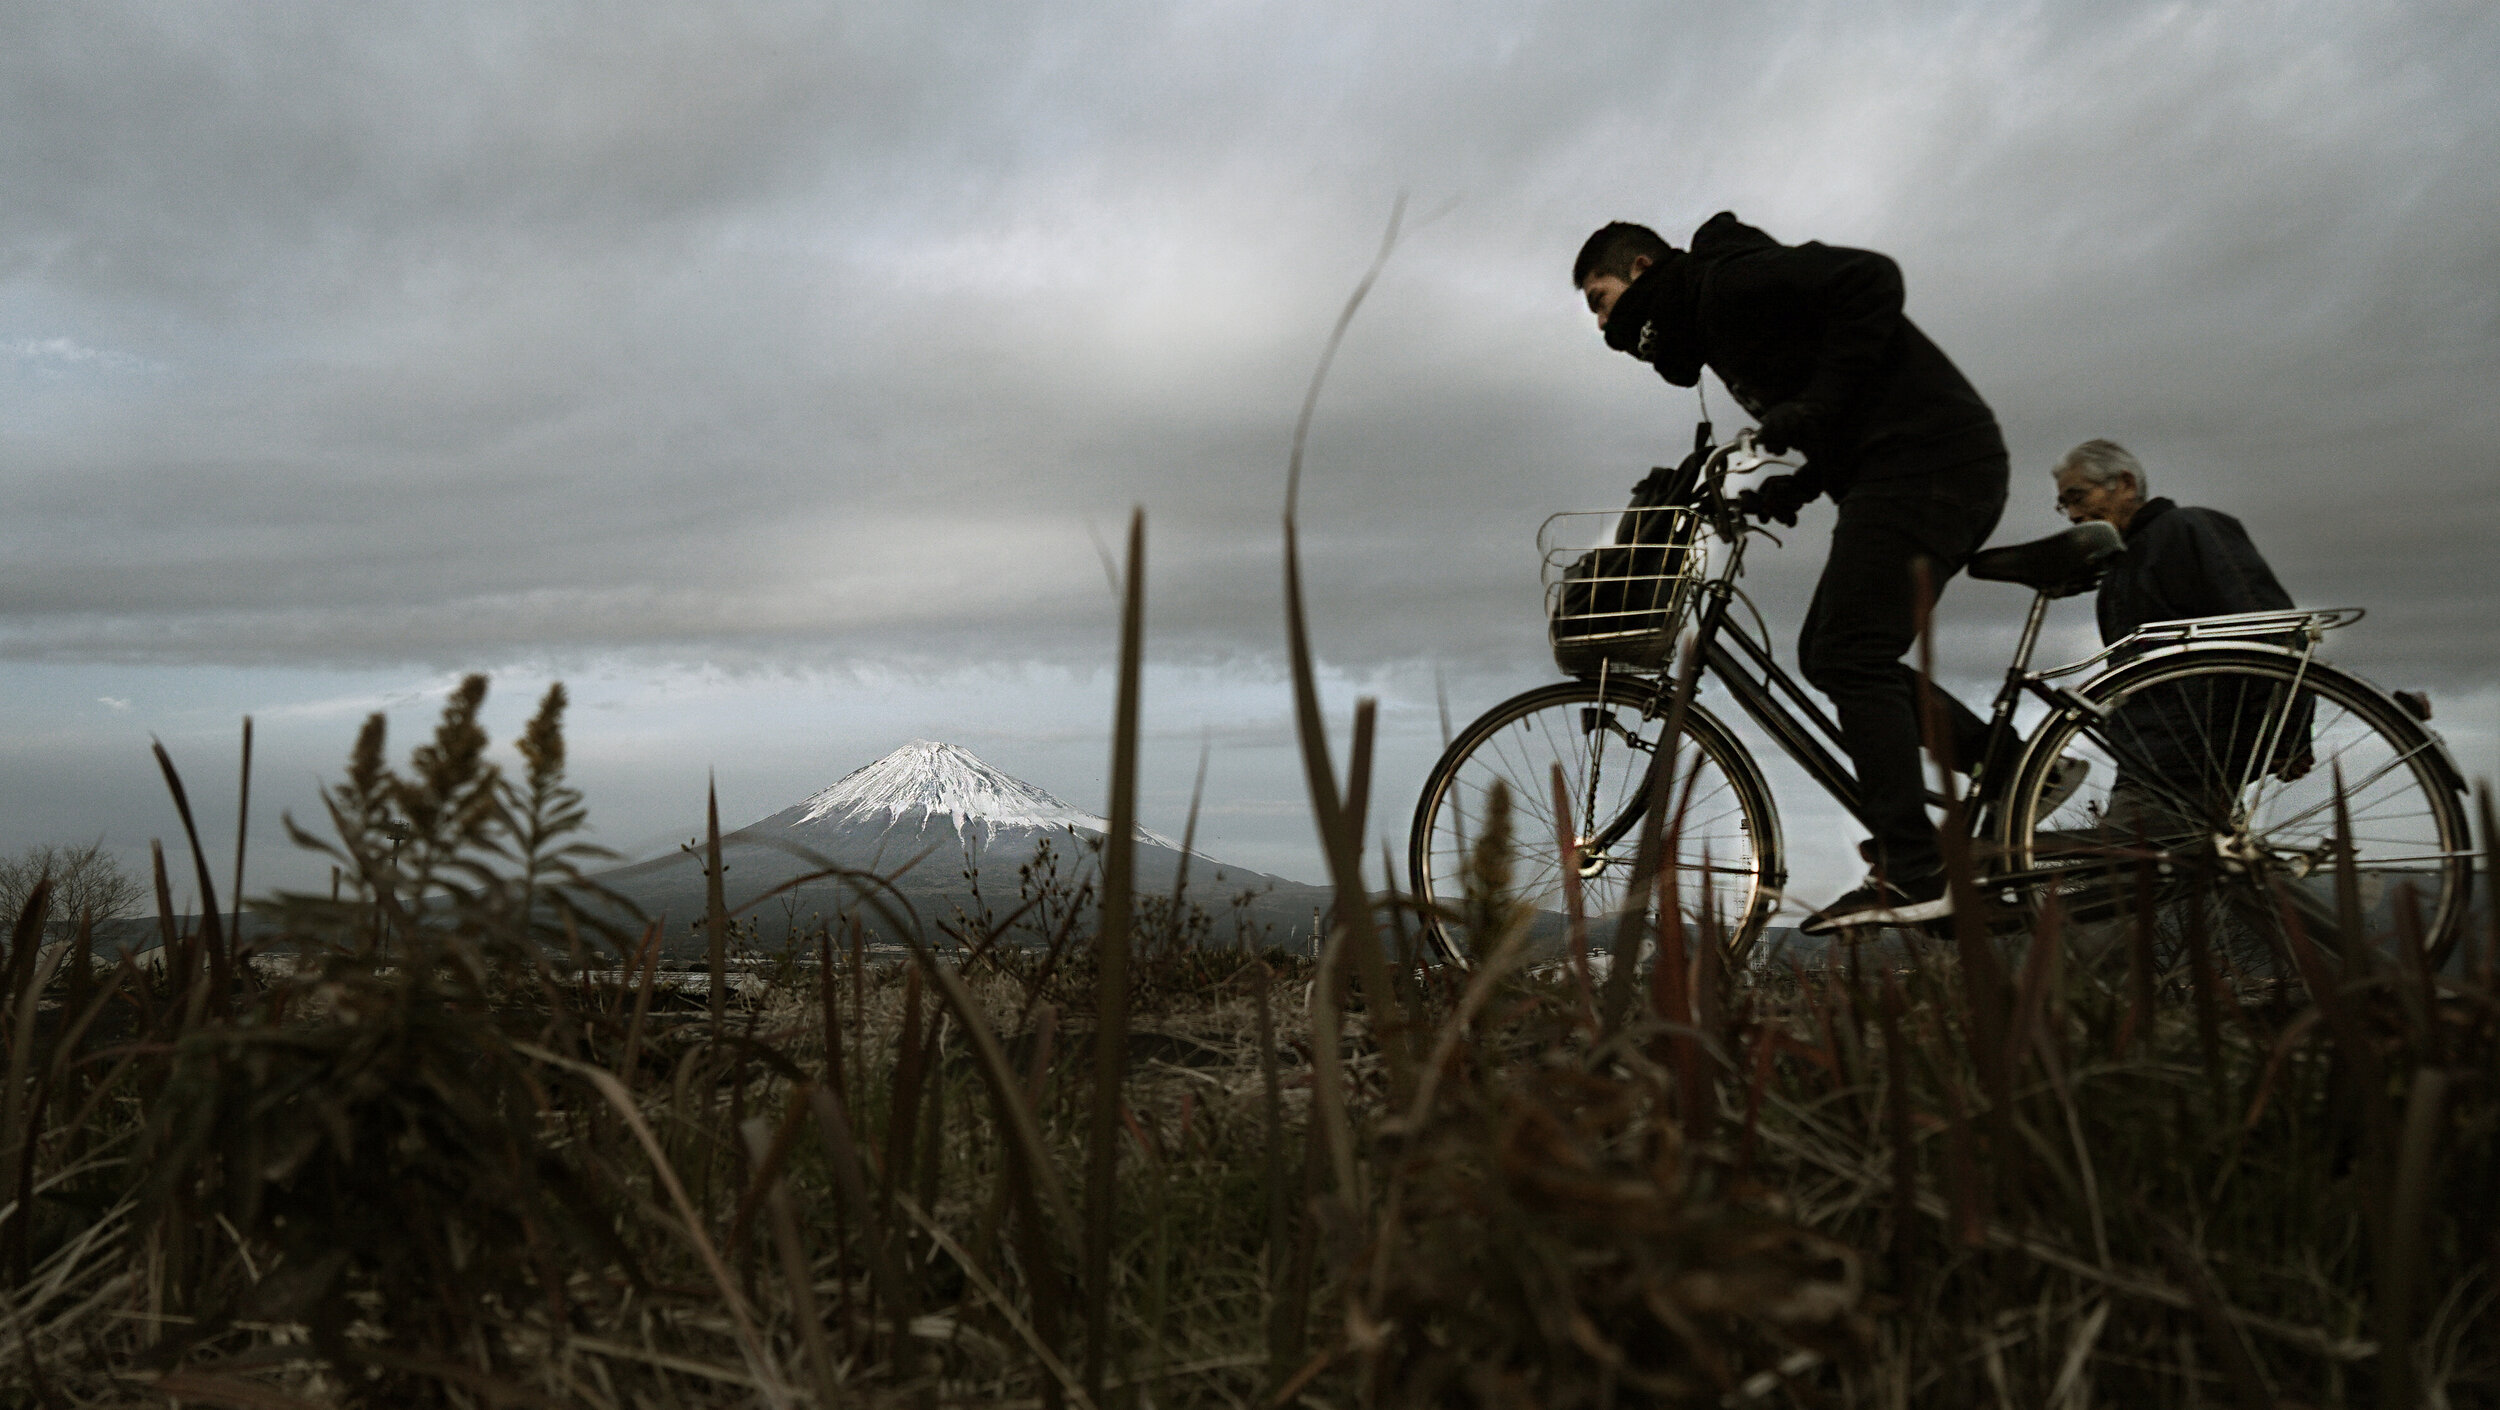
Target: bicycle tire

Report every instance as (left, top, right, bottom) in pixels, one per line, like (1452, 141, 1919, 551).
(2000, 645, 2472, 968)
(1409, 678, 1783, 965)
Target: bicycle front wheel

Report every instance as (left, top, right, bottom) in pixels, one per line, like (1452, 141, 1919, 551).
(1409, 678, 1783, 965)
(2002, 647, 2472, 967)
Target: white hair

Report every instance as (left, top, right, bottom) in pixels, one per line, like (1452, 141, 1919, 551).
(2054, 438, 2150, 495)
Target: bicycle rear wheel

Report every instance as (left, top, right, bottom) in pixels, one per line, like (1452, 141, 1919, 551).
(1409, 677, 1782, 965)
(2001, 647, 2472, 968)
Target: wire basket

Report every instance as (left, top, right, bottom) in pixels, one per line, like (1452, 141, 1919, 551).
(1540, 505, 1705, 676)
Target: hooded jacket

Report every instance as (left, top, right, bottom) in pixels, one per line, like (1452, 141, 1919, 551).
(1606, 212, 2005, 492)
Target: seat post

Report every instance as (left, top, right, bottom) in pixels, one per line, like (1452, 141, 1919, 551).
(2008, 591, 2053, 677)
(1975, 591, 2058, 786)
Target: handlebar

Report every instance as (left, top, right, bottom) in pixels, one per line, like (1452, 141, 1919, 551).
(1686, 428, 1792, 540)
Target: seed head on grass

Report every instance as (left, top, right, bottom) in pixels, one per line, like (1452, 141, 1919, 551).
(1461, 779, 1526, 966)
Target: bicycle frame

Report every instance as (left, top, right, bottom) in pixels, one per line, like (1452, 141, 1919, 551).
(1570, 439, 2357, 886)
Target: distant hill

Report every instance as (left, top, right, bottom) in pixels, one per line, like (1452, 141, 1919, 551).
(582, 740, 1340, 955)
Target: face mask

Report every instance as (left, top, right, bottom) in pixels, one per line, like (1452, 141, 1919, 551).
(1602, 258, 1704, 387)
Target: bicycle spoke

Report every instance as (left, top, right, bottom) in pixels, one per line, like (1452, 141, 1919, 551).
(2259, 736, 2439, 836)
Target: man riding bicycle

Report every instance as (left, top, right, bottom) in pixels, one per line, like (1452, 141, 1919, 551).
(1574, 212, 2008, 933)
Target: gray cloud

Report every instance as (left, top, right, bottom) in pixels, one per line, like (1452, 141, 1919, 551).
(0, 0, 2492, 694)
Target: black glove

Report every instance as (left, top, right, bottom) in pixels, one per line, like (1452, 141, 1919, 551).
(1754, 401, 1824, 456)
(1737, 472, 1818, 527)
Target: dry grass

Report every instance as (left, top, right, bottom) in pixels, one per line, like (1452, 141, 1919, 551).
(0, 659, 2489, 1406)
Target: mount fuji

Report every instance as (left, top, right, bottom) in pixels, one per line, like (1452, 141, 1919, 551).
(587, 741, 1334, 950)
(769, 740, 1180, 859)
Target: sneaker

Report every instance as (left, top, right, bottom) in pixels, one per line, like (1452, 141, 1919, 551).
(2038, 756, 2091, 816)
(1799, 869, 1953, 936)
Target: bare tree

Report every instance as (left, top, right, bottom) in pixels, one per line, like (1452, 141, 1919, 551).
(0, 842, 147, 938)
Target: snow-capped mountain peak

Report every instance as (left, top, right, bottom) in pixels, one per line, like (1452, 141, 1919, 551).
(786, 740, 1175, 848)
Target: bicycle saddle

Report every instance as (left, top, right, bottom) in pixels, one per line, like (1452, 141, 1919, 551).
(1966, 521, 2124, 598)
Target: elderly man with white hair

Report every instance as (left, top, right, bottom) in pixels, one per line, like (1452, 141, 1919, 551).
(2052, 438, 2295, 645)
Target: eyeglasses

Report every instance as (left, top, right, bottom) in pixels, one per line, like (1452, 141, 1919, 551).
(2054, 485, 2096, 512)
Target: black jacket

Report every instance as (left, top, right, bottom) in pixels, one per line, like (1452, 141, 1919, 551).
(1607, 212, 2005, 492)
(2095, 498, 2294, 646)
(2095, 497, 2305, 790)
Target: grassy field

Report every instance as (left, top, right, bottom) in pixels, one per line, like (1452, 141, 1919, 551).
(0, 499, 2490, 1408)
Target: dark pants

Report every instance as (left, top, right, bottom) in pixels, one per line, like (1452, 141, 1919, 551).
(1798, 458, 2009, 878)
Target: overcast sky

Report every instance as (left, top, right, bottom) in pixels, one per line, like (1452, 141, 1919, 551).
(3, 0, 2495, 915)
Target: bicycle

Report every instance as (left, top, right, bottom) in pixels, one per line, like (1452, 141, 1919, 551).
(1407, 427, 2476, 967)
